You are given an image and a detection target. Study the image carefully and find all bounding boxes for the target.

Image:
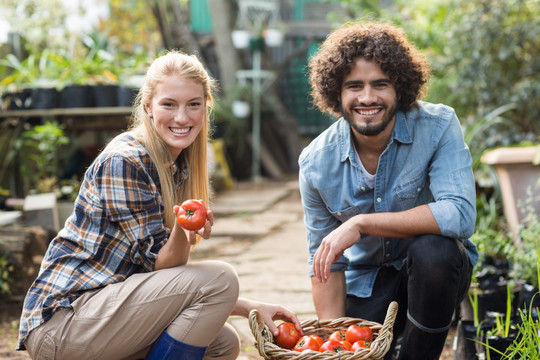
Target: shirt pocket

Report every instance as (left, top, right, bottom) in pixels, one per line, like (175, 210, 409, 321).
(328, 205, 360, 223)
(393, 170, 427, 210)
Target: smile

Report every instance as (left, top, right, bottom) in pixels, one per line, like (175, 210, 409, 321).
(353, 107, 382, 116)
(170, 127, 190, 134)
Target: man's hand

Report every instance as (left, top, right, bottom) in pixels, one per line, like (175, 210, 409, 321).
(313, 219, 361, 283)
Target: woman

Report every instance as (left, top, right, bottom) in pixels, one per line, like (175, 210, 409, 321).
(17, 51, 302, 360)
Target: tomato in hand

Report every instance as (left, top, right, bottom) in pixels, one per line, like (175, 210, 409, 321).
(345, 324, 373, 344)
(319, 340, 346, 353)
(176, 199, 207, 231)
(351, 340, 370, 351)
(276, 322, 301, 349)
(328, 330, 346, 342)
(293, 336, 321, 352)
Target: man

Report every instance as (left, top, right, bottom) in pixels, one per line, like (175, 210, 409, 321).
(298, 21, 478, 359)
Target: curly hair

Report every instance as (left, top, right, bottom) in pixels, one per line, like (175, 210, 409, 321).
(308, 21, 431, 116)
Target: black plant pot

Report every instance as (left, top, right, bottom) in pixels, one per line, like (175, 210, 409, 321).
(30, 87, 60, 109)
(93, 84, 118, 107)
(117, 85, 138, 107)
(1, 89, 32, 110)
(481, 334, 517, 360)
(61, 84, 94, 108)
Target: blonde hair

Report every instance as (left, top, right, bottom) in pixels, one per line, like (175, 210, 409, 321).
(129, 50, 216, 231)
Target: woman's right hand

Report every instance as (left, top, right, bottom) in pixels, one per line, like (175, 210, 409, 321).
(173, 205, 214, 245)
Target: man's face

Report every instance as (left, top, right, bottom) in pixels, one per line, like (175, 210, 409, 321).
(339, 58, 398, 137)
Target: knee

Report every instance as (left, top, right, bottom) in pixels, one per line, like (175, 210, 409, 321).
(203, 260, 240, 301)
(407, 235, 462, 279)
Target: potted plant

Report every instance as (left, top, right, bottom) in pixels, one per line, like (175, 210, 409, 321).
(59, 56, 95, 108)
(0, 51, 64, 109)
(15, 121, 69, 195)
(0, 54, 32, 110)
(481, 143, 540, 242)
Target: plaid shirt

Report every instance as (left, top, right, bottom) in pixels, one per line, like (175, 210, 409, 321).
(17, 132, 188, 350)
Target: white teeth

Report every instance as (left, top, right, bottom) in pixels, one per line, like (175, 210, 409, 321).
(357, 109, 379, 115)
(170, 127, 189, 134)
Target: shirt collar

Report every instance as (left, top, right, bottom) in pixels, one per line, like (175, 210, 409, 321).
(339, 111, 414, 162)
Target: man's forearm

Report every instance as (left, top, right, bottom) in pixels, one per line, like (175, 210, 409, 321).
(311, 271, 346, 320)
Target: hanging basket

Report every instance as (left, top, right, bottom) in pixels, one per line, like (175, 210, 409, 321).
(249, 301, 398, 360)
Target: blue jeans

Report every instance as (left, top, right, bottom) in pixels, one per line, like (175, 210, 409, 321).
(346, 234, 472, 359)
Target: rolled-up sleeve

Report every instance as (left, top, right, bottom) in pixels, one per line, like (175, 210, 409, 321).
(428, 114, 476, 240)
(299, 155, 350, 277)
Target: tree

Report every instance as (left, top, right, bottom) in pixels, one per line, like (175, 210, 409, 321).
(150, 0, 201, 55)
(206, 0, 241, 95)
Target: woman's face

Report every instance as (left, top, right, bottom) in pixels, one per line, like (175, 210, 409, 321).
(146, 74, 206, 159)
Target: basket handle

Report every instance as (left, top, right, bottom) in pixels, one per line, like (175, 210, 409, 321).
(249, 308, 274, 356)
(370, 301, 398, 349)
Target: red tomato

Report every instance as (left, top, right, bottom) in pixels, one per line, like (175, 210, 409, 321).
(351, 340, 371, 351)
(319, 340, 346, 353)
(339, 340, 352, 351)
(328, 330, 346, 342)
(345, 325, 373, 343)
(176, 199, 207, 231)
(308, 335, 324, 348)
(293, 336, 321, 352)
(276, 322, 301, 349)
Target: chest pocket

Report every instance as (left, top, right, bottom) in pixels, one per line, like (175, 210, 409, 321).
(393, 170, 428, 210)
(328, 205, 361, 224)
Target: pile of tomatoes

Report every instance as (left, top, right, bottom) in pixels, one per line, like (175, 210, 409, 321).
(275, 322, 373, 353)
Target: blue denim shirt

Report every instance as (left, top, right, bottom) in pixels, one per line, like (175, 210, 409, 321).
(298, 101, 478, 298)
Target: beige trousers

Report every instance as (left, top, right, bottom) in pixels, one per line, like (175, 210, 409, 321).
(25, 260, 240, 360)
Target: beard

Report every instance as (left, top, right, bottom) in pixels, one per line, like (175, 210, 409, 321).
(340, 100, 397, 137)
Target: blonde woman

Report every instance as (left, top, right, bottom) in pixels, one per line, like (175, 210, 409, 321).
(17, 51, 301, 360)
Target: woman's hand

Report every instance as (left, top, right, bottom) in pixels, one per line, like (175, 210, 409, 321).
(173, 205, 214, 245)
(233, 298, 303, 337)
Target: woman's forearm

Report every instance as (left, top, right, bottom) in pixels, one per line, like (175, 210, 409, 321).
(155, 224, 191, 270)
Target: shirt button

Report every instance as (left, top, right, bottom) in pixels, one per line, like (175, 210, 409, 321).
(385, 253, 390, 257)
(417, 188, 421, 192)
(385, 241, 390, 245)
(376, 197, 382, 203)
(361, 187, 366, 191)
(337, 212, 342, 216)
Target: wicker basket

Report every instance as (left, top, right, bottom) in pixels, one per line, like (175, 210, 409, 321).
(249, 301, 398, 360)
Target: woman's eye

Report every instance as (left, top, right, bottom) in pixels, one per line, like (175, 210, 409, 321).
(189, 102, 202, 107)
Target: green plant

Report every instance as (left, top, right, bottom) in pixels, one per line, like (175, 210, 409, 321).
(0, 255, 14, 295)
(471, 195, 515, 270)
(499, 302, 540, 359)
(441, 0, 540, 139)
(509, 194, 540, 288)
(0, 50, 65, 91)
(15, 121, 69, 194)
(486, 285, 514, 339)
(468, 287, 480, 327)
